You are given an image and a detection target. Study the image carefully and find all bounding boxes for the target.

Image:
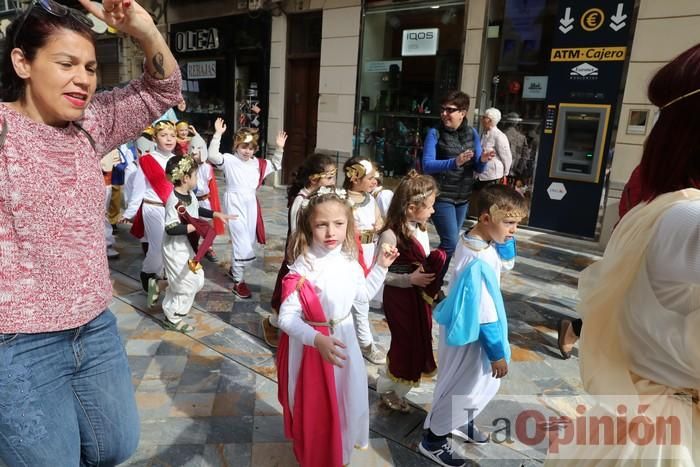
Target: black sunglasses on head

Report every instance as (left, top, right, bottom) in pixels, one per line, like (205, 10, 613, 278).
(11, 0, 94, 49)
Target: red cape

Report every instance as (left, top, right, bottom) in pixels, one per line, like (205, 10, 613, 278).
(207, 164, 225, 235)
(276, 273, 343, 467)
(130, 153, 173, 239)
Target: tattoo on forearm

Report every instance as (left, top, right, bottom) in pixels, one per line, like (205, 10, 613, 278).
(151, 52, 165, 79)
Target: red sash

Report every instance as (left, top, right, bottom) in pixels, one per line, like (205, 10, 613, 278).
(130, 153, 173, 239)
(276, 273, 343, 467)
(207, 165, 225, 235)
(255, 158, 268, 244)
(176, 201, 217, 263)
(355, 234, 371, 277)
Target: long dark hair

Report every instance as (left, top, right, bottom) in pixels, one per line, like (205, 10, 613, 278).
(1, 7, 96, 102)
(287, 153, 335, 207)
(379, 170, 438, 249)
(640, 43, 700, 200)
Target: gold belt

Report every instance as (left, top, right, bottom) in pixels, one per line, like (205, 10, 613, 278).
(359, 229, 376, 244)
(143, 199, 164, 206)
(304, 310, 352, 334)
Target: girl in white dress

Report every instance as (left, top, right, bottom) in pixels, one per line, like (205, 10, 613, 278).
(343, 157, 385, 364)
(158, 155, 234, 331)
(207, 117, 287, 299)
(277, 187, 398, 466)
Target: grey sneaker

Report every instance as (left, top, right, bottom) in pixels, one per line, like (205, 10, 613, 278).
(361, 343, 386, 365)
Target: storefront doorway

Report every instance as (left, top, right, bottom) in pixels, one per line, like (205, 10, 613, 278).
(283, 13, 322, 184)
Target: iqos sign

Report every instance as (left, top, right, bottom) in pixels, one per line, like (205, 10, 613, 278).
(401, 28, 439, 56)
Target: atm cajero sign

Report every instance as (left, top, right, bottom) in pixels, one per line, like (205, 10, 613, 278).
(175, 28, 220, 53)
(551, 46, 626, 62)
(401, 28, 439, 56)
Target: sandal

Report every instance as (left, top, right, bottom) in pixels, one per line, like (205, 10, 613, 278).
(557, 319, 574, 359)
(380, 391, 411, 413)
(161, 319, 195, 334)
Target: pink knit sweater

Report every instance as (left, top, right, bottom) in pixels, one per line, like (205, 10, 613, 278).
(0, 70, 182, 333)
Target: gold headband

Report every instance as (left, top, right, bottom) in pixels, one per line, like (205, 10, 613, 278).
(409, 189, 434, 205)
(489, 204, 527, 222)
(234, 128, 259, 148)
(169, 156, 196, 182)
(176, 121, 189, 130)
(345, 160, 374, 180)
(660, 88, 700, 110)
(309, 167, 337, 181)
(153, 120, 176, 132)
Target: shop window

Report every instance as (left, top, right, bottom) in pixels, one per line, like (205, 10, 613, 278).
(477, 0, 557, 220)
(355, 1, 465, 176)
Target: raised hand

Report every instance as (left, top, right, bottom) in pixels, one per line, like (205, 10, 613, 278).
(214, 117, 227, 136)
(276, 130, 288, 150)
(78, 1, 153, 42)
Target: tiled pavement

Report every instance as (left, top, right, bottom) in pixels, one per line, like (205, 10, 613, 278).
(105, 185, 601, 467)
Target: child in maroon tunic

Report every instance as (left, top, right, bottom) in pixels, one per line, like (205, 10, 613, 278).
(375, 171, 446, 411)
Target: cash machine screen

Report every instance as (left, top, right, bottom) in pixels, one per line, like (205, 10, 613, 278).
(549, 104, 610, 183)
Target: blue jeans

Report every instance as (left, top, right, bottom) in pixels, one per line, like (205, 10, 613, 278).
(0, 310, 139, 467)
(431, 200, 469, 274)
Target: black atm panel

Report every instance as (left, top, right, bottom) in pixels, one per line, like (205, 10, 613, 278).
(549, 104, 610, 183)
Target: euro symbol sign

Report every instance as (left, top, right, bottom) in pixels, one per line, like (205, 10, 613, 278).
(581, 8, 604, 31)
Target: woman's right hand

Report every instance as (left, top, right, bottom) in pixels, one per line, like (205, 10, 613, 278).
(79, 1, 154, 42)
(214, 117, 227, 136)
(409, 267, 435, 287)
(455, 149, 473, 167)
(314, 333, 347, 367)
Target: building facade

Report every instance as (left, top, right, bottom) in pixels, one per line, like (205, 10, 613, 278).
(266, 0, 700, 245)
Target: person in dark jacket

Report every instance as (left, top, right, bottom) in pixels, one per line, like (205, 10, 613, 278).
(422, 91, 485, 273)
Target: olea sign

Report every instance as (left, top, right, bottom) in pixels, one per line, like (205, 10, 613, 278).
(401, 28, 439, 57)
(175, 28, 220, 53)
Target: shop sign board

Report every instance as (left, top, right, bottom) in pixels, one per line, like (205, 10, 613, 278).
(522, 76, 548, 99)
(550, 46, 626, 61)
(175, 28, 220, 53)
(401, 28, 439, 56)
(187, 61, 216, 79)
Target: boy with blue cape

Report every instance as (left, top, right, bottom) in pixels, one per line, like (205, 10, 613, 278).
(420, 185, 528, 467)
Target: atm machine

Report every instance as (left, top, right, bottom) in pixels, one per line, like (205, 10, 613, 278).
(528, 0, 633, 238)
(550, 104, 610, 183)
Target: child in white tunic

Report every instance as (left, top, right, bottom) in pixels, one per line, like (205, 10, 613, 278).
(207, 117, 287, 299)
(421, 185, 527, 467)
(277, 187, 398, 466)
(263, 153, 337, 347)
(124, 120, 178, 294)
(343, 157, 385, 364)
(160, 155, 234, 331)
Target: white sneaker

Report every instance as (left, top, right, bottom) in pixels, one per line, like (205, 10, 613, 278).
(147, 277, 160, 308)
(106, 247, 119, 259)
(362, 343, 386, 365)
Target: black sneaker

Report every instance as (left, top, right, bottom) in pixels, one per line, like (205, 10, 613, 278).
(418, 436, 466, 467)
(451, 421, 490, 444)
(139, 271, 154, 292)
